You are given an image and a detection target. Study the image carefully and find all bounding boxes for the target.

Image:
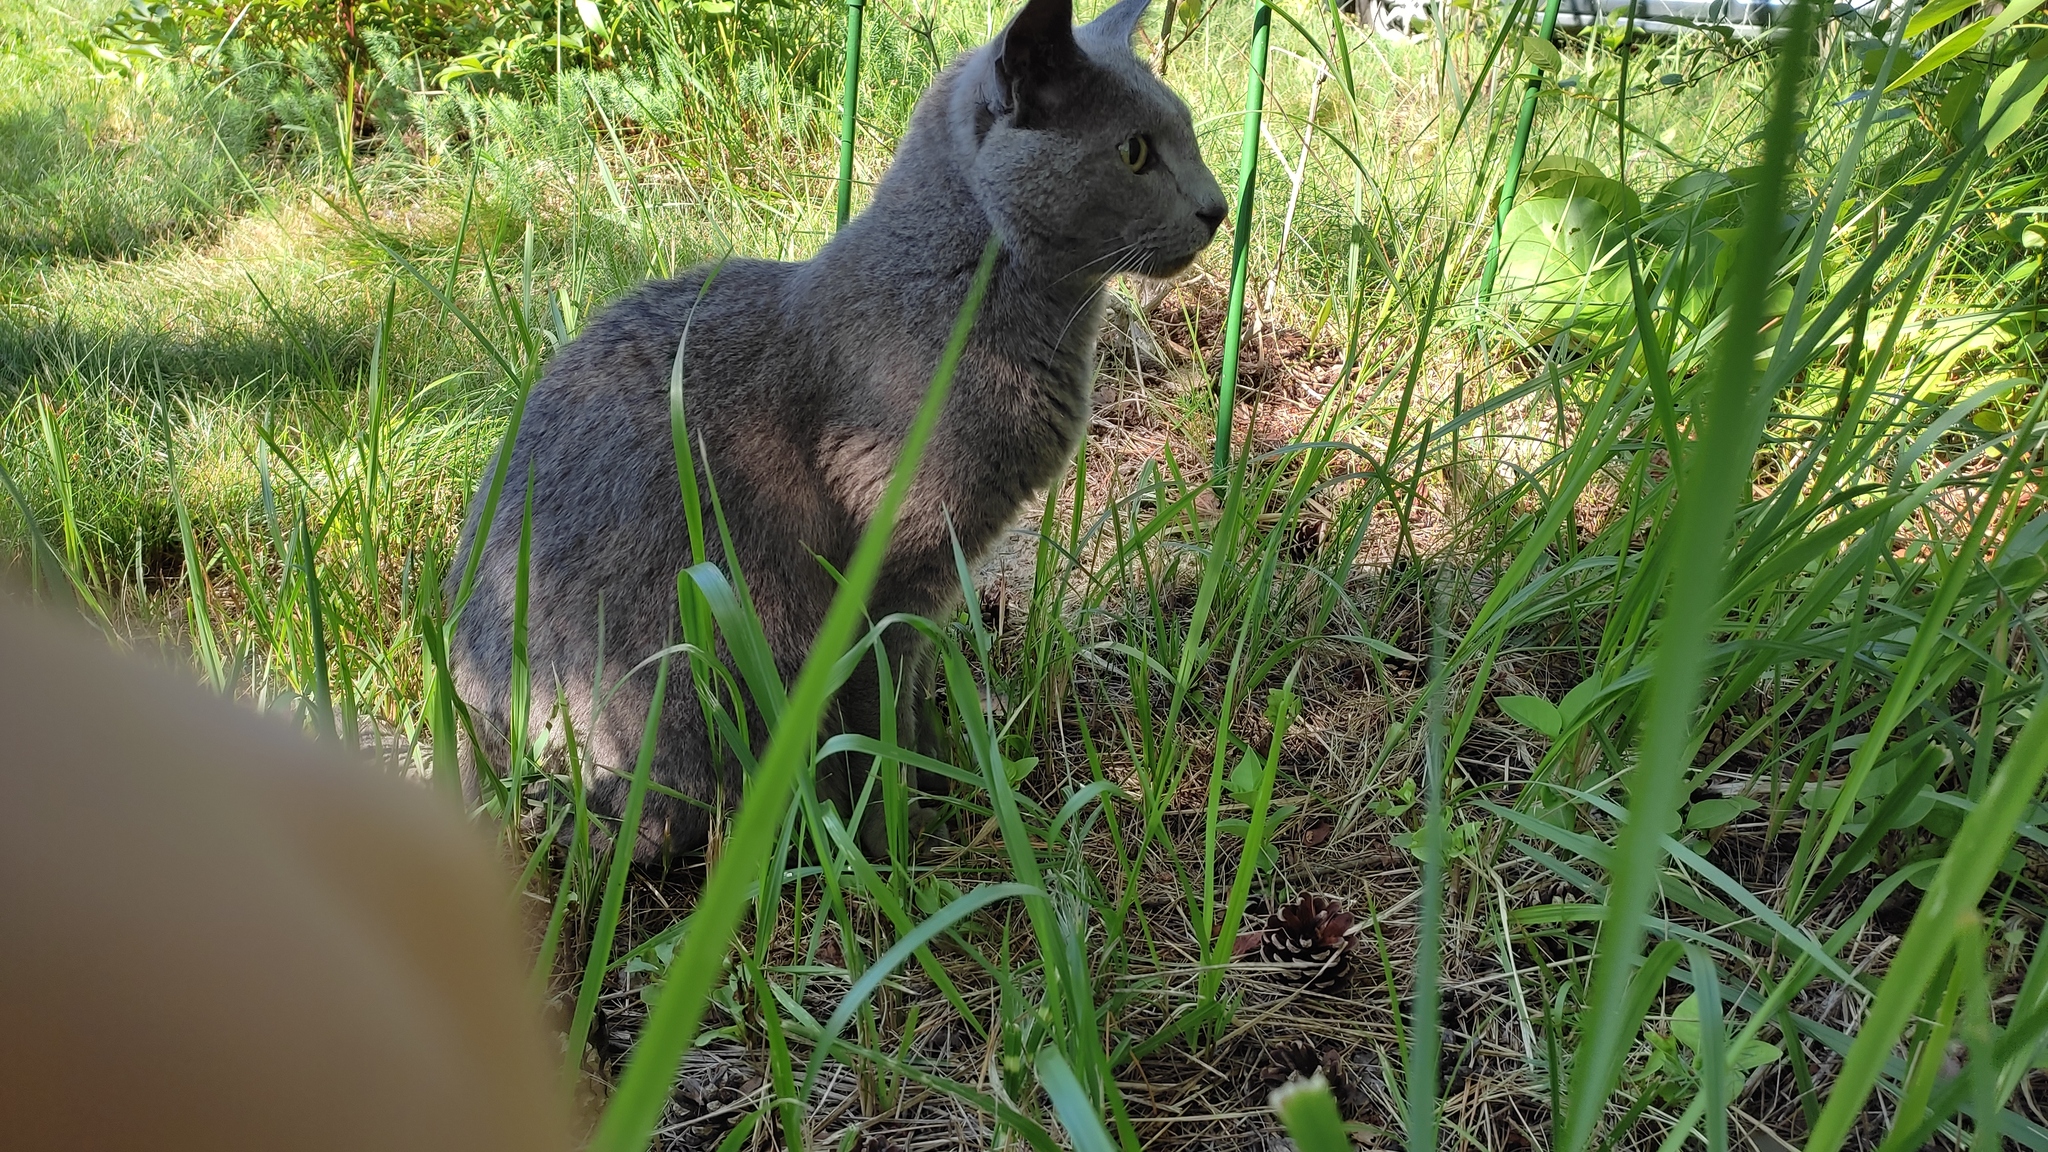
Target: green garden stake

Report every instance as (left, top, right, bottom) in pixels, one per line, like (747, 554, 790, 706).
(1214, 0, 1271, 488)
(835, 0, 866, 228)
(1477, 0, 1565, 301)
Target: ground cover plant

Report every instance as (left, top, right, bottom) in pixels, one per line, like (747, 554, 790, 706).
(4, 0, 2048, 1148)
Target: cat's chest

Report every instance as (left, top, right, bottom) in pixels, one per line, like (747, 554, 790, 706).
(984, 338, 1095, 472)
(997, 298, 1101, 440)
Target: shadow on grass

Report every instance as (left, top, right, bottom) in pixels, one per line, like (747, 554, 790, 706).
(0, 301, 371, 402)
(0, 299, 506, 587)
(0, 100, 259, 263)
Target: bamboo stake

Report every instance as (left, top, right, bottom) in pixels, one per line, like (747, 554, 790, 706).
(835, 0, 866, 228)
(1477, 0, 1564, 300)
(1214, 1, 1272, 487)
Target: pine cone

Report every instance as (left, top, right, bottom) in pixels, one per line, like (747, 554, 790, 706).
(1258, 1037, 1351, 1103)
(1256, 892, 1358, 988)
(1261, 1037, 1324, 1084)
(1257, 1037, 1369, 1121)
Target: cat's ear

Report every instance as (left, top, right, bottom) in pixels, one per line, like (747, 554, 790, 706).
(1076, 0, 1151, 56)
(991, 0, 1081, 124)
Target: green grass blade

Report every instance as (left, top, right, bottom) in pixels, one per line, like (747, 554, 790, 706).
(741, 951, 804, 1151)
(506, 468, 537, 819)
(803, 880, 1039, 1097)
(1560, 4, 1819, 1147)
(668, 269, 723, 570)
(564, 653, 670, 1087)
(590, 235, 1002, 1152)
(1272, 1075, 1352, 1152)
(530, 697, 588, 1002)
(421, 614, 465, 798)
(0, 452, 92, 621)
(161, 415, 227, 692)
(1804, 691, 2048, 1151)
(1409, 571, 1453, 1151)
(1036, 1046, 1120, 1152)
(295, 507, 336, 743)
(1686, 945, 1729, 1152)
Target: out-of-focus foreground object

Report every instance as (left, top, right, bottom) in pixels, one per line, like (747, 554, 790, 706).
(0, 600, 572, 1152)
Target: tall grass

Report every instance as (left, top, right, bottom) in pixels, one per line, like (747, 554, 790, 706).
(4, 0, 2048, 1148)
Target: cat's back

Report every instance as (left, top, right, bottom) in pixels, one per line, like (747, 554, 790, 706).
(450, 256, 811, 603)
(536, 256, 805, 425)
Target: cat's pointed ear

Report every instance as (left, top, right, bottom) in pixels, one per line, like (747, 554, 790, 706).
(1076, 0, 1151, 56)
(991, 0, 1081, 122)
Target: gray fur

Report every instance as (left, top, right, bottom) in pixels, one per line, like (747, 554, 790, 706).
(445, 0, 1226, 860)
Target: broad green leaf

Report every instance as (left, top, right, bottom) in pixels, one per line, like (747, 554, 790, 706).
(1527, 171, 1643, 223)
(1939, 67, 1987, 132)
(575, 0, 606, 33)
(1684, 797, 1759, 831)
(1909, 0, 1981, 37)
(1229, 749, 1263, 798)
(1492, 195, 1630, 328)
(1670, 994, 1785, 1070)
(1888, 17, 1989, 91)
(1525, 153, 1606, 185)
(1498, 694, 1563, 738)
(1981, 55, 2048, 151)
(1736, 1037, 1787, 1072)
(914, 875, 965, 917)
(1558, 676, 1604, 729)
(1899, 788, 1940, 827)
(1985, 0, 2048, 42)
(1522, 34, 1562, 73)
(1649, 168, 1738, 215)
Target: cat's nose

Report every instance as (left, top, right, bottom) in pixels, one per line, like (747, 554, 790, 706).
(1196, 204, 1227, 234)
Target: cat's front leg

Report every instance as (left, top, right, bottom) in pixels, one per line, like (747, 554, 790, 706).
(814, 618, 942, 858)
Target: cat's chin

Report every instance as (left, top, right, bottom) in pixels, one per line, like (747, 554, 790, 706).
(1136, 252, 1204, 278)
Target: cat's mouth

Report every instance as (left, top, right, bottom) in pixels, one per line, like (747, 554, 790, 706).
(1137, 247, 1207, 278)
(1132, 216, 1226, 278)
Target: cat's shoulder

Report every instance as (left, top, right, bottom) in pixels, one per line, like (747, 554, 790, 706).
(589, 256, 795, 337)
(532, 256, 808, 415)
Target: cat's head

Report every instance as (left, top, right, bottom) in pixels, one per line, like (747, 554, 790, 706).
(950, 0, 1228, 281)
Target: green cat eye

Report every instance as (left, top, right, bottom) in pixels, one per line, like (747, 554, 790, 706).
(1118, 134, 1153, 174)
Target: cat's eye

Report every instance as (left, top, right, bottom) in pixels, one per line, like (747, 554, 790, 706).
(1118, 134, 1154, 174)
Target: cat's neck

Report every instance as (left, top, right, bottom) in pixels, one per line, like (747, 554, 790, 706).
(815, 188, 1107, 315)
(798, 80, 1108, 369)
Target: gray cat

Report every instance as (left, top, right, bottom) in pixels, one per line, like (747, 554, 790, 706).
(445, 0, 1227, 860)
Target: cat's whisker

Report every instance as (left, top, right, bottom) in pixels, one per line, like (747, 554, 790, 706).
(1058, 240, 1147, 288)
(1051, 245, 1150, 348)
(1056, 246, 1156, 346)
(1053, 287, 1112, 355)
